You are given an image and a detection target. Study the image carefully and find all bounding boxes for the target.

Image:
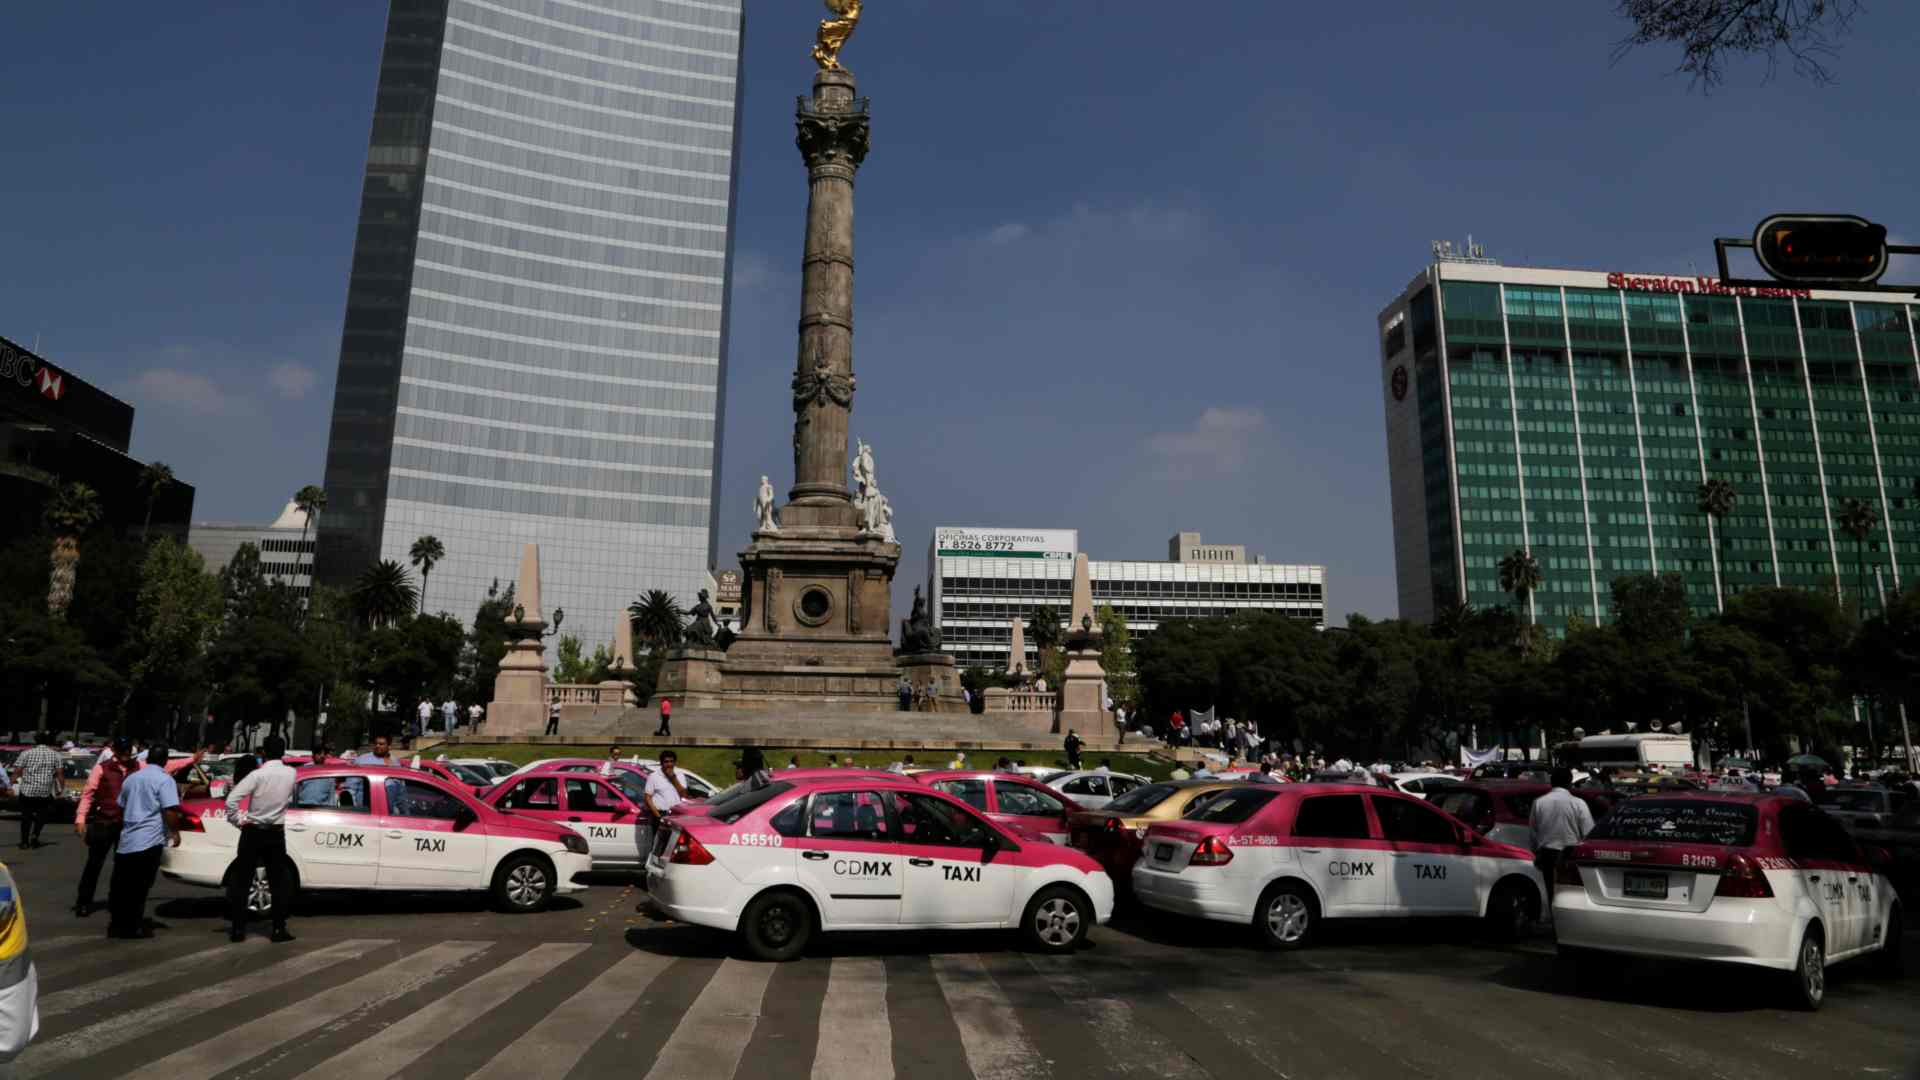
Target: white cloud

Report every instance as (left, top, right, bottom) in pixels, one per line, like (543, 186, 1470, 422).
(268, 361, 318, 400)
(1148, 407, 1268, 470)
(983, 222, 1030, 246)
(128, 368, 238, 415)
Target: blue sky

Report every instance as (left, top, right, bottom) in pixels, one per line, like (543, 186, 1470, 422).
(5, 0, 1918, 627)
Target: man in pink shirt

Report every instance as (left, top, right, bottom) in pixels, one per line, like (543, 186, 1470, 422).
(74, 738, 138, 917)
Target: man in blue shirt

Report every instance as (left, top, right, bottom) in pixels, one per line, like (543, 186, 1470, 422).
(107, 740, 183, 939)
(354, 734, 398, 767)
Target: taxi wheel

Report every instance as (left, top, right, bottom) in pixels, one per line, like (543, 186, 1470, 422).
(491, 853, 555, 914)
(1483, 879, 1538, 943)
(1787, 925, 1826, 1011)
(739, 889, 813, 962)
(1254, 882, 1317, 950)
(1020, 886, 1091, 954)
(1873, 906, 1904, 976)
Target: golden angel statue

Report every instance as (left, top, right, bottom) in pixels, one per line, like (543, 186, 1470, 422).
(813, 0, 862, 72)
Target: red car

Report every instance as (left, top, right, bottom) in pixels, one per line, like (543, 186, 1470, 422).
(408, 758, 495, 797)
(482, 768, 650, 870)
(911, 770, 1086, 844)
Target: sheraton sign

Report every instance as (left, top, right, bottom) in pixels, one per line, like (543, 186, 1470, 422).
(1607, 272, 1810, 301)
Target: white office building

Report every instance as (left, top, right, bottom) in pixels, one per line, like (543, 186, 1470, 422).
(929, 527, 1327, 671)
(188, 501, 315, 598)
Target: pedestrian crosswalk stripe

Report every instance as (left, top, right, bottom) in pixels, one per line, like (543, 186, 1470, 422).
(293, 942, 588, 1080)
(811, 957, 892, 1080)
(18, 938, 395, 1079)
(28, 934, 108, 955)
(117, 941, 491, 1080)
(931, 952, 1049, 1080)
(39, 937, 268, 1019)
(1032, 959, 1205, 1078)
(643, 958, 776, 1080)
(468, 951, 673, 1080)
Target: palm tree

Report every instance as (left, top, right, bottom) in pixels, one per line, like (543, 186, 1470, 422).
(43, 482, 103, 620)
(293, 484, 327, 584)
(1835, 496, 1881, 619)
(628, 589, 685, 652)
(137, 461, 175, 543)
(1497, 547, 1543, 625)
(351, 560, 418, 628)
(1696, 477, 1737, 610)
(408, 535, 446, 613)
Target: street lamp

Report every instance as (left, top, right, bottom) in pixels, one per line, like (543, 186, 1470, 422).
(511, 604, 564, 639)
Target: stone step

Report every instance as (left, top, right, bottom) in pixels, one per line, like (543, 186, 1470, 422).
(474, 705, 1127, 753)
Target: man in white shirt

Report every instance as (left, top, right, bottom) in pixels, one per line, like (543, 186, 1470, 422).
(467, 703, 484, 731)
(638, 751, 688, 874)
(440, 699, 458, 733)
(223, 735, 300, 944)
(1527, 767, 1595, 885)
(415, 699, 432, 744)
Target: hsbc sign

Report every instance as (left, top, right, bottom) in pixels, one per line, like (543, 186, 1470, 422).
(0, 343, 63, 401)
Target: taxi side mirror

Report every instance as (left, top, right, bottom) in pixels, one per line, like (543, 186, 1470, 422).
(453, 806, 478, 830)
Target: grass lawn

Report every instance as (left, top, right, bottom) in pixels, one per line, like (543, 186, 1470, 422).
(434, 743, 1179, 782)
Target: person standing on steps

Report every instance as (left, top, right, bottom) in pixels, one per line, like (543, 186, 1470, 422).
(222, 736, 298, 944)
(654, 697, 672, 737)
(73, 737, 136, 917)
(544, 698, 561, 737)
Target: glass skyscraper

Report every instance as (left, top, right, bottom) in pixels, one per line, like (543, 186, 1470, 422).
(1381, 260, 1917, 635)
(317, 0, 743, 646)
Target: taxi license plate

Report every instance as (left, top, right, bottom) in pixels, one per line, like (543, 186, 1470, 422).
(1623, 871, 1668, 900)
(1154, 843, 1174, 861)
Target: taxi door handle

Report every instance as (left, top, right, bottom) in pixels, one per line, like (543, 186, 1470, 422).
(909, 858, 935, 867)
(1301, 848, 1323, 854)
(387, 830, 404, 839)
(1390, 853, 1409, 858)
(802, 851, 829, 861)
(568, 817, 582, 822)
(1808, 875, 1821, 882)
(287, 824, 306, 833)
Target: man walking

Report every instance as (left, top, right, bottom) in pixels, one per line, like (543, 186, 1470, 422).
(414, 699, 432, 745)
(12, 734, 63, 850)
(1528, 767, 1594, 892)
(1063, 729, 1083, 770)
(545, 699, 561, 737)
(223, 736, 298, 944)
(107, 740, 183, 939)
(653, 697, 672, 737)
(73, 737, 136, 916)
(440, 698, 458, 734)
(467, 703, 484, 732)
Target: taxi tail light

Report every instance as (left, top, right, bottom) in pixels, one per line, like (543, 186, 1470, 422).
(1552, 857, 1582, 890)
(669, 830, 715, 866)
(1103, 817, 1121, 832)
(1188, 836, 1233, 866)
(1713, 853, 1773, 899)
(178, 810, 205, 833)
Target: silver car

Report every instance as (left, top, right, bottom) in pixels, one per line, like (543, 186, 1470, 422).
(1046, 770, 1149, 810)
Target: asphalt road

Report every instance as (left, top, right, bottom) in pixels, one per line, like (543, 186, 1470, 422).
(4, 836, 1917, 1079)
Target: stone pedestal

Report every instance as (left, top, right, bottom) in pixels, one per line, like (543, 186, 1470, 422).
(488, 543, 552, 737)
(651, 647, 729, 705)
(897, 653, 965, 713)
(1058, 645, 1107, 737)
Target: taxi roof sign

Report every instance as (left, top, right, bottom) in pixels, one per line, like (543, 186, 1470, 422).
(1752, 214, 1888, 286)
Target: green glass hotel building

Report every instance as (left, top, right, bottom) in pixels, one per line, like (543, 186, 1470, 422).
(1380, 260, 1918, 633)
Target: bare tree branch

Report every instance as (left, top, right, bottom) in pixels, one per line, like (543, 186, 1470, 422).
(1611, 0, 1864, 90)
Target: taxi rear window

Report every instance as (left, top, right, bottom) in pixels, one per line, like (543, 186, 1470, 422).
(1587, 799, 1756, 847)
(707, 781, 794, 824)
(1183, 787, 1278, 824)
(1106, 783, 1176, 814)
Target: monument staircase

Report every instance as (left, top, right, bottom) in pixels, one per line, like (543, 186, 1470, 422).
(454, 705, 1127, 754)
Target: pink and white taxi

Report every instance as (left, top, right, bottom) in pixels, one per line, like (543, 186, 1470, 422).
(1133, 784, 1546, 948)
(645, 776, 1114, 960)
(1552, 793, 1903, 1009)
(161, 765, 593, 914)
(482, 768, 649, 869)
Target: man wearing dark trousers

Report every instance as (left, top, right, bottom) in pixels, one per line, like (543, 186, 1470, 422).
(544, 700, 561, 736)
(12, 733, 63, 849)
(223, 735, 298, 943)
(654, 697, 672, 737)
(107, 740, 183, 939)
(73, 737, 137, 916)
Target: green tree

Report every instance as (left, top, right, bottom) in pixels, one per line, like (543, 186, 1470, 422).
(357, 614, 466, 735)
(1497, 548, 1543, 628)
(43, 481, 103, 619)
(409, 535, 446, 614)
(293, 484, 327, 572)
(1716, 586, 1853, 756)
(1095, 604, 1137, 713)
(628, 589, 685, 651)
(137, 461, 176, 543)
(552, 634, 592, 684)
(455, 579, 516, 711)
(1834, 496, 1881, 619)
(1696, 477, 1737, 609)
(125, 537, 223, 723)
(1025, 605, 1065, 687)
(352, 560, 418, 628)
(206, 544, 318, 739)
(0, 602, 119, 741)
(1332, 616, 1425, 758)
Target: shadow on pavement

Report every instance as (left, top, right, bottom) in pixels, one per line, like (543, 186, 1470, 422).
(156, 890, 584, 922)
(1483, 944, 1908, 1013)
(622, 922, 1098, 962)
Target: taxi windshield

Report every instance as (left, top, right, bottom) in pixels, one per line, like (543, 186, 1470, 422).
(1106, 783, 1176, 814)
(708, 781, 795, 824)
(1587, 799, 1756, 847)
(1826, 789, 1890, 813)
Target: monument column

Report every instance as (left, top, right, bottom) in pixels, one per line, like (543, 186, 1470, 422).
(786, 70, 870, 521)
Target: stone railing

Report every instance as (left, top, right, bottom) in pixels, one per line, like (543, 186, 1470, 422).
(547, 683, 625, 706)
(983, 688, 1056, 713)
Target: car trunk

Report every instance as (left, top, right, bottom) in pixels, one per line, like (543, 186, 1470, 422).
(1140, 822, 1235, 874)
(1571, 840, 1728, 913)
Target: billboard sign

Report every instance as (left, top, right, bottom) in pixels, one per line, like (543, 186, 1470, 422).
(933, 527, 1076, 560)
